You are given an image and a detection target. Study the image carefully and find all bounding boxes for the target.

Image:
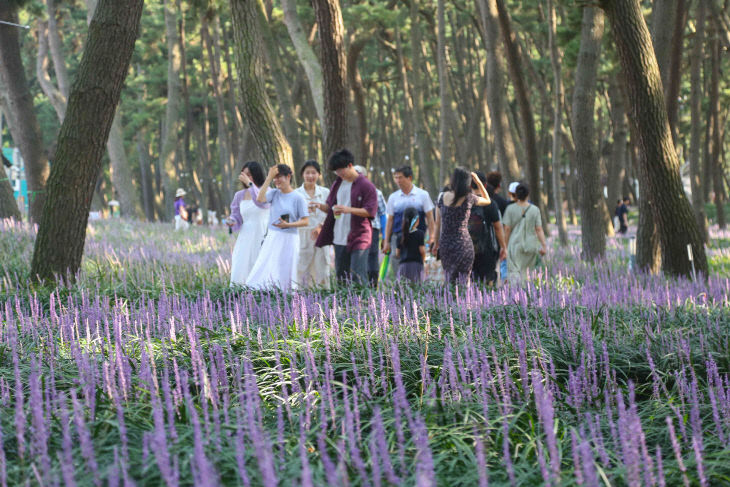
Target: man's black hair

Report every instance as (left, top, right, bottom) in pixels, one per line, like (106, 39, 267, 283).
(394, 165, 413, 179)
(328, 149, 355, 171)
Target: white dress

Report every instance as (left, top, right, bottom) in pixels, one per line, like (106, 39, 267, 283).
(230, 199, 269, 286)
(295, 185, 332, 287)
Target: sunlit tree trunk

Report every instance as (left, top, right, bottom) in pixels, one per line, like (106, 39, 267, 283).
(600, 0, 708, 277)
(690, 1, 708, 241)
(230, 0, 292, 168)
(30, 0, 144, 281)
(709, 35, 725, 229)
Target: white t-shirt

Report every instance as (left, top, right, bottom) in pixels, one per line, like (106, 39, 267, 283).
(333, 180, 353, 246)
(386, 185, 435, 232)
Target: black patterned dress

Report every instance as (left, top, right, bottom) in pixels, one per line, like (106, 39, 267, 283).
(438, 192, 477, 283)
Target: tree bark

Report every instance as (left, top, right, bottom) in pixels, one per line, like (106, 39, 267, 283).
(664, 0, 688, 142)
(709, 35, 725, 229)
(158, 0, 182, 220)
(136, 132, 156, 221)
(607, 79, 628, 210)
(437, 0, 451, 186)
(476, 0, 520, 183)
(548, 0, 568, 246)
(281, 0, 326, 132)
(495, 0, 543, 219)
(572, 7, 606, 260)
(0, 166, 21, 220)
(311, 0, 348, 159)
(347, 35, 370, 168)
(30, 0, 144, 281)
(107, 110, 142, 218)
(36, 20, 67, 121)
(600, 0, 708, 277)
(0, 1, 50, 223)
(690, 1, 708, 241)
(229, 0, 293, 168)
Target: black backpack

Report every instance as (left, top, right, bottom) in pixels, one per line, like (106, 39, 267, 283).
(468, 206, 498, 256)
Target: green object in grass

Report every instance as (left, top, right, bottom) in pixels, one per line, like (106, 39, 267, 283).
(378, 253, 390, 283)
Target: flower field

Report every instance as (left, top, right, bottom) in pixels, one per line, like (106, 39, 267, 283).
(0, 219, 729, 486)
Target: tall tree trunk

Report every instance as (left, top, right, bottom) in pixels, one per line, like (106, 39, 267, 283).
(281, 0, 326, 132)
(495, 0, 543, 220)
(230, 0, 293, 168)
(30, 0, 144, 281)
(107, 111, 142, 218)
(254, 0, 303, 169)
(476, 0, 520, 183)
(0, 165, 21, 220)
(690, 1, 708, 241)
(158, 0, 182, 220)
(409, 0, 437, 193)
(709, 35, 725, 229)
(572, 7, 606, 260)
(548, 0, 568, 246)
(437, 0, 451, 186)
(136, 132, 156, 221)
(0, 2, 50, 223)
(607, 79, 628, 210)
(664, 0, 688, 142)
(311, 0, 348, 159)
(347, 35, 370, 168)
(36, 20, 67, 121)
(46, 0, 71, 98)
(600, 0, 708, 277)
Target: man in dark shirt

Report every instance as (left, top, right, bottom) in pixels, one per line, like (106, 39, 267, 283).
(487, 171, 511, 215)
(470, 173, 507, 284)
(616, 198, 629, 234)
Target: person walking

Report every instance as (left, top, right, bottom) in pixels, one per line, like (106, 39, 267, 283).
(382, 166, 435, 278)
(615, 197, 630, 234)
(354, 165, 387, 286)
(247, 165, 309, 291)
(502, 183, 547, 282)
(314, 150, 378, 285)
(228, 161, 270, 286)
(469, 172, 507, 284)
(486, 171, 511, 215)
(396, 206, 426, 283)
(432, 168, 491, 283)
(295, 160, 331, 287)
(174, 188, 190, 231)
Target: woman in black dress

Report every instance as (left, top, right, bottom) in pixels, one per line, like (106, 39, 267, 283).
(433, 167, 491, 283)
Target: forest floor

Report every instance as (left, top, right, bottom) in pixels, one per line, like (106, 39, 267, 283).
(0, 219, 728, 485)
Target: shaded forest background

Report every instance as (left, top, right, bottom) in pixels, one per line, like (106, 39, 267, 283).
(1, 0, 729, 274)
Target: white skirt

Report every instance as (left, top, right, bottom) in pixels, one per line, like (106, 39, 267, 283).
(230, 202, 269, 286)
(174, 215, 189, 231)
(246, 230, 300, 291)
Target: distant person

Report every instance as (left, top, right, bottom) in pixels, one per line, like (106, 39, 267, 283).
(247, 165, 309, 291)
(228, 161, 270, 286)
(382, 166, 435, 278)
(503, 183, 547, 282)
(314, 150, 378, 285)
(174, 188, 189, 231)
(469, 172, 507, 284)
(616, 197, 630, 234)
(354, 165, 387, 286)
(396, 206, 426, 283)
(433, 168, 491, 283)
(295, 160, 331, 288)
(487, 171, 511, 215)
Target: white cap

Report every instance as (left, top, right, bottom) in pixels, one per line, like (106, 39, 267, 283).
(508, 182, 519, 194)
(353, 165, 367, 175)
(175, 188, 186, 197)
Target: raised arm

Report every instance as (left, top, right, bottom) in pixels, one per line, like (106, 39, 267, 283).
(257, 166, 278, 203)
(471, 172, 491, 206)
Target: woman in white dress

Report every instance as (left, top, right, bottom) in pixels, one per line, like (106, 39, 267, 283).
(246, 165, 309, 291)
(295, 160, 331, 287)
(227, 161, 270, 286)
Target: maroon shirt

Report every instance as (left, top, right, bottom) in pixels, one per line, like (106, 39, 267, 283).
(315, 174, 377, 251)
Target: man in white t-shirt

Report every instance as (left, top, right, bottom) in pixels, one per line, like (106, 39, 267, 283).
(382, 166, 435, 278)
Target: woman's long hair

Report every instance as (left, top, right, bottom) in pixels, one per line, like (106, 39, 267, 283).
(449, 167, 471, 206)
(400, 206, 419, 247)
(242, 161, 266, 188)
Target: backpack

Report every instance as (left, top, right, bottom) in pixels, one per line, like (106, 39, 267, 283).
(468, 206, 498, 256)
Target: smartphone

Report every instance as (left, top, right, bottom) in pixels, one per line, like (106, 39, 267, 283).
(280, 214, 290, 223)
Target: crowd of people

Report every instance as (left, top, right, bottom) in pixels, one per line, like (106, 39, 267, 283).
(178, 148, 553, 291)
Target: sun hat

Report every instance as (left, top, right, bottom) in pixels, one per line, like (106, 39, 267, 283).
(508, 182, 519, 194)
(175, 188, 186, 197)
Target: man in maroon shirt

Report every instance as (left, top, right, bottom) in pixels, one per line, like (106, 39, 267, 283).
(314, 149, 378, 284)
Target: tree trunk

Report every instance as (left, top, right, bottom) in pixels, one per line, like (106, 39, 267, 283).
(229, 0, 293, 168)
(158, 0, 182, 220)
(30, 0, 144, 281)
(709, 35, 725, 229)
(495, 0, 543, 220)
(347, 35, 370, 168)
(600, 0, 708, 277)
(572, 7, 606, 260)
(437, 0, 451, 186)
(36, 20, 67, 121)
(0, 166, 21, 220)
(607, 79, 628, 210)
(136, 133, 156, 221)
(311, 0, 348, 159)
(107, 110, 142, 218)
(664, 0, 688, 142)
(476, 0, 520, 183)
(690, 1, 708, 241)
(281, 0, 326, 132)
(548, 0, 568, 246)
(0, 2, 50, 223)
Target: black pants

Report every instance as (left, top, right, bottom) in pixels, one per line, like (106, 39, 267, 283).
(367, 228, 380, 287)
(472, 251, 498, 285)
